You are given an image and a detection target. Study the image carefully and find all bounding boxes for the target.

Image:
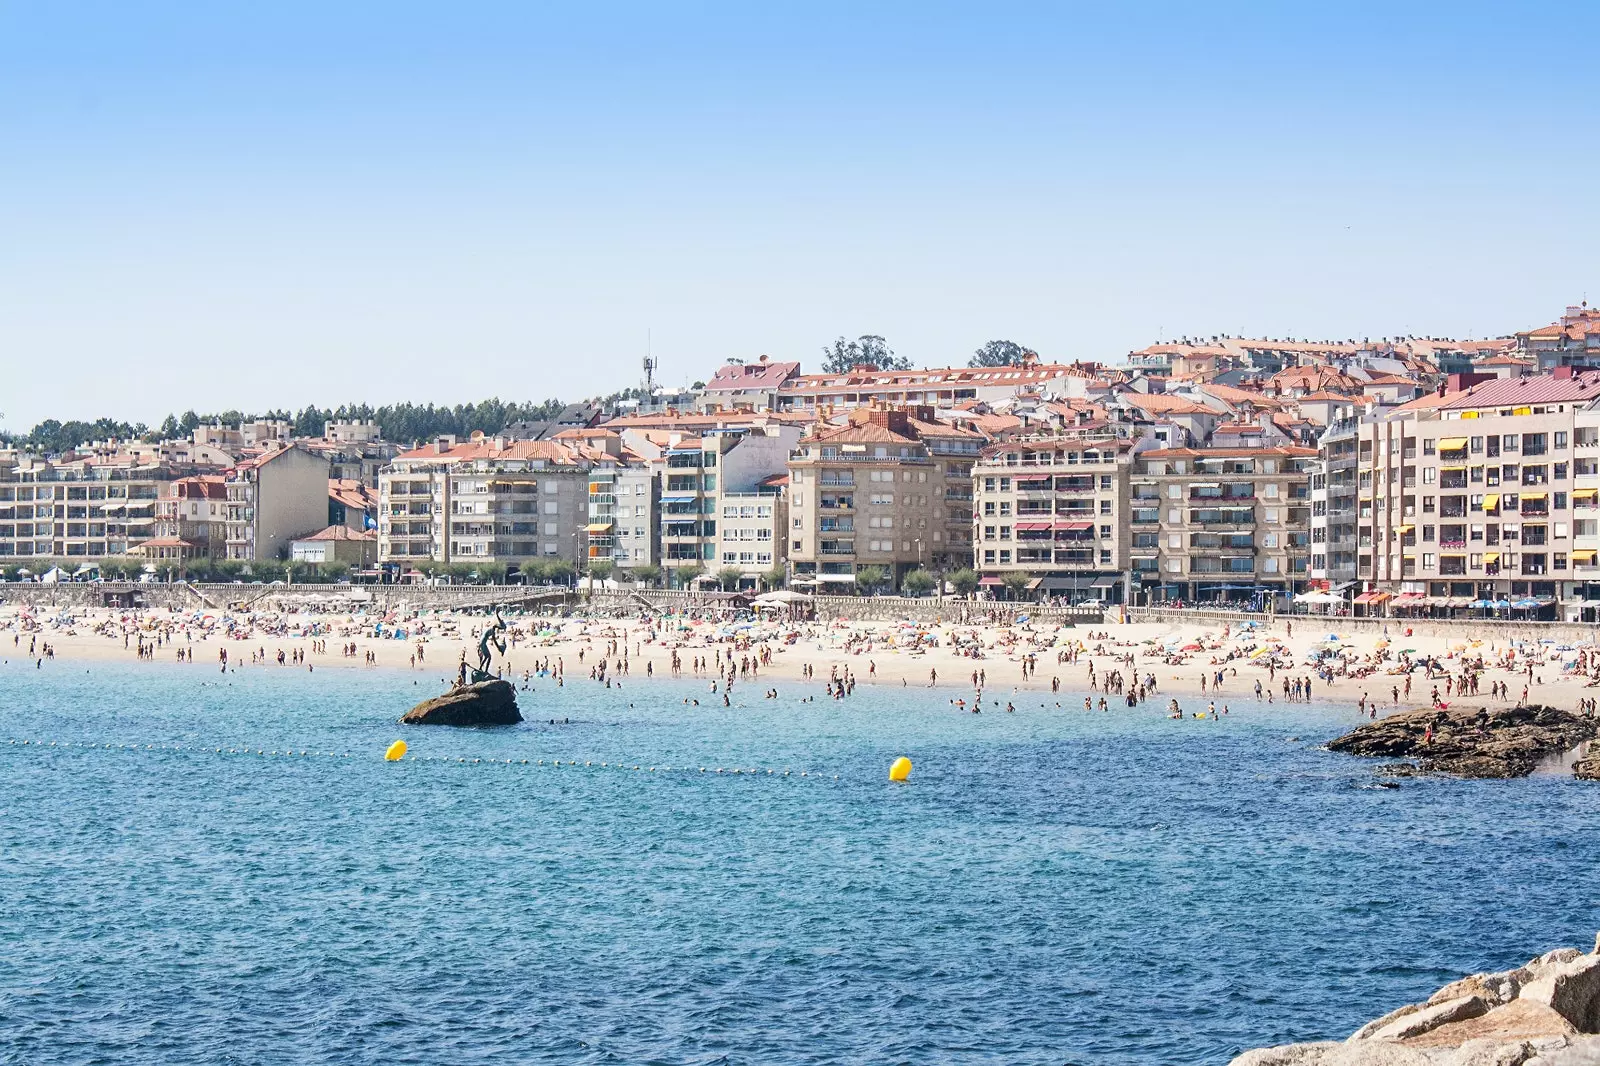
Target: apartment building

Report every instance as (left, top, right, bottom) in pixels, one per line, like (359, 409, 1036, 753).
(586, 460, 658, 571)
(141, 475, 229, 563)
(787, 409, 975, 590)
(1347, 374, 1600, 617)
(224, 443, 332, 562)
(969, 436, 1132, 602)
(1130, 446, 1314, 604)
(659, 424, 799, 584)
(0, 452, 206, 560)
(775, 357, 1098, 414)
(378, 435, 606, 570)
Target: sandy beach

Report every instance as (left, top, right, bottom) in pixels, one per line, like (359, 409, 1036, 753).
(4, 601, 1597, 714)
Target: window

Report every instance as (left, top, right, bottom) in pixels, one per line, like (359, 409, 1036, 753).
(1167, 484, 1181, 499)
(1423, 440, 1436, 456)
(1556, 492, 1569, 510)
(1263, 483, 1279, 497)
(1100, 524, 1111, 538)
(1100, 500, 1111, 514)
(1423, 553, 1435, 568)
(1422, 525, 1434, 542)
(1423, 468, 1436, 484)
(1470, 436, 1483, 453)
(1504, 434, 1519, 452)
(1556, 522, 1570, 538)
(1557, 431, 1569, 448)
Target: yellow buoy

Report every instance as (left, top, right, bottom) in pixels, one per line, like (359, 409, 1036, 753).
(385, 739, 408, 762)
(889, 756, 912, 782)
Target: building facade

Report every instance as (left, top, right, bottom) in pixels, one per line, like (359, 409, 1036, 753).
(225, 444, 333, 562)
(1129, 446, 1314, 604)
(970, 436, 1132, 602)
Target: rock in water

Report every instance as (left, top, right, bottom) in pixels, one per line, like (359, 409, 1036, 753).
(1327, 704, 1598, 779)
(400, 679, 522, 726)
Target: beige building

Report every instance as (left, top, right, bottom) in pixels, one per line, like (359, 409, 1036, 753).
(224, 443, 334, 562)
(787, 408, 978, 591)
(291, 525, 377, 568)
(0, 452, 206, 561)
(1130, 446, 1314, 605)
(971, 436, 1132, 602)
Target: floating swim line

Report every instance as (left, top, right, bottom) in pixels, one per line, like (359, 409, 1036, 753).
(1, 738, 838, 779)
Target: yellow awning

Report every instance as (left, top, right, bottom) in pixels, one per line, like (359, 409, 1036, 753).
(1460, 410, 1479, 419)
(1439, 465, 1466, 472)
(1437, 437, 1468, 450)
(1513, 406, 1532, 416)
(1573, 550, 1598, 564)
(585, 522, 614, 533)
(1483, 552, 1500, 563)
(1394, 524, 1414, 534)
(1483, 496, 1499, 512)
(1575, 488, 1598, 500)
(1521, 492, 1547, 502)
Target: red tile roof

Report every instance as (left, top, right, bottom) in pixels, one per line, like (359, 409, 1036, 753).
(704, 356, 802, 392)
(299, 524, 376, 543)
(1439, 374, 1600, 410)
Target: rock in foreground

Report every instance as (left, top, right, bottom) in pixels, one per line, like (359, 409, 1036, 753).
(400, 679, 522, 726)
(1327, 704, 1597, 779)
(1230, 939, 1600, 1065)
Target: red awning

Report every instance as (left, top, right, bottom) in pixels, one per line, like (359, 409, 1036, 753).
(1392, 592, 1426, 604)
(1353, 591, 1393, 605)
(979, 576, 1003, 586)
(1057, 521, 1094, 531)
(1013, 521, 1051, 532)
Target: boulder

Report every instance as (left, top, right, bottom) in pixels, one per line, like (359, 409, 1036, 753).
(400, 679, 522, 726)
(1522, 955, 1600, 1032)
(1327, 706, 1598, 779)
(1363, 996, 1489, 1042)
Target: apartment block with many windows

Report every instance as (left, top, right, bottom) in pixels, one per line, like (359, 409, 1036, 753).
(787, 409, 965, 591)
(659, 425, 800, 585)
(970, 436, 1132, 602)
(1348, 374, 1600, 616)
(1129, 446, 1314, 603)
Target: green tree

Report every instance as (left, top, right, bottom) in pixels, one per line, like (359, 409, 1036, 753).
(587, 560, 614, 583)
(855, 565, 890, 594)
(444, 562, 475, 584)
(544, 560, 577, 586)
(968, 340, 1037, 368)
(673, 563, 704, 588)
(1001, 571, 1034, 599)
(762, 565, 787, 590)
(630, 563, 662, 588)
(477, 561, 508, 585)
(215, 558, 246, 581)
(318, 561, 351, 583)
(714, 566, 745, 591)
(819, 334, 912, 374)
(900, 568, 936, 596)
(517, 560, 548, 585)
(947, 568, 980, 597)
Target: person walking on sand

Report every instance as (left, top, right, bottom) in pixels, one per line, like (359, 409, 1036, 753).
(929, 667, 937, 687)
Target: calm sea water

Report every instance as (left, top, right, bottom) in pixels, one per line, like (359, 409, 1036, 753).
(1, 656, 1598, 1065)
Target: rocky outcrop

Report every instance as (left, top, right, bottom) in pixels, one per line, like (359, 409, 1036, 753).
(1229, 940, 1600, 1065)
(399, 679, 522, 726)
(1327, 705, 1598, 779)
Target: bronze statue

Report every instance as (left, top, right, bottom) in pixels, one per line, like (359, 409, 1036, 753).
(469, 609, 508, 683)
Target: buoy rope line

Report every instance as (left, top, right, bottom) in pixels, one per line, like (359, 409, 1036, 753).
(1, 738, 839, 779)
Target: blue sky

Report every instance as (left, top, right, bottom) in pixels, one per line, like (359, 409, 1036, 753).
(2, 1, 1596, 431)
